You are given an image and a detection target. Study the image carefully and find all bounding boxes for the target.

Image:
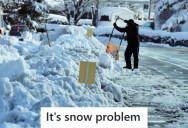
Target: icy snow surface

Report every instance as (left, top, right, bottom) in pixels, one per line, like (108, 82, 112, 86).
(0, 24, 188, 128)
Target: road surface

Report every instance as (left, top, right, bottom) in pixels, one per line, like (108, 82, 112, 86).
(139, 46, 188, 87)
(119, 46, 188, 127)
(120, 46, 188, 87)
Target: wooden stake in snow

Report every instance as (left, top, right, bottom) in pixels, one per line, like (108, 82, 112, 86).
(44, 20, 51, 47)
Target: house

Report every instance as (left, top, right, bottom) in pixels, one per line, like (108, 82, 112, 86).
(98, 7, 135, 26)
(100, 0, 155, 20)
(123, 0, 153, 11)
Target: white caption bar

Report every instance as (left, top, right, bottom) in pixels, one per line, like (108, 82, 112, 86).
(41, 107, 148, 128)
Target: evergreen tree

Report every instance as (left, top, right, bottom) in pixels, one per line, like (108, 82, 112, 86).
(1, 0, 49, 29)
(155, 0, 188, 31)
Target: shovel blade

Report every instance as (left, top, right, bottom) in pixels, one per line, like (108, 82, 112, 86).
(106, 42, 118, 54)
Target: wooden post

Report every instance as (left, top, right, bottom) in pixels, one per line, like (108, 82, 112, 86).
(148, 0, 152, 20)
(96, 0, 99, 27)
(44, 20, 51, 47)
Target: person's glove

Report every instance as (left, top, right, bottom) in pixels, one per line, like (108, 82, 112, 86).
(124, 20, 128, 23)
(113, 23, 116, 27)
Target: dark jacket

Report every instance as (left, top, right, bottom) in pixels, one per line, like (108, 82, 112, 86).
(114, 21, 140, 47)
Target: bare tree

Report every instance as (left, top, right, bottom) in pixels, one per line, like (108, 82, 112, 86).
(64, 0, 96, 25)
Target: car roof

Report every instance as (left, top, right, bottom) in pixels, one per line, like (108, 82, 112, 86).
(11, 25, 28, 27)
(11, 25, 29, 31)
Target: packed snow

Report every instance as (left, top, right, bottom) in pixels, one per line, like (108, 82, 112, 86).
(0, 24, 188, 128)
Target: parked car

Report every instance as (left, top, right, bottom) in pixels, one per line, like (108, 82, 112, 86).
(9, 25, 32, 41)
(141, 21, 155, 30)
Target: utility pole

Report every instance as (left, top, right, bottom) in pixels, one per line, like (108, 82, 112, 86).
(148, 0, 152, 20)
(91, 4, 96, 26)
(96, 0, 99, 27)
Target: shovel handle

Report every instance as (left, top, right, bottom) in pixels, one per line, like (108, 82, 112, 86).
(108, 17, 120, 42)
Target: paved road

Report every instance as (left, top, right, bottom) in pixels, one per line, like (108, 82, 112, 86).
(120, 46, 188, 87)
(119, 46, 188, 127)
(139, 46, 188, 87)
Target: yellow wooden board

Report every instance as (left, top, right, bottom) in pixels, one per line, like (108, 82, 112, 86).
(86, 29, 93, 37)
(79, 61, 96, 84)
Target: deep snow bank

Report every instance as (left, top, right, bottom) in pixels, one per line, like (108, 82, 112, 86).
(0, 25, 129, 127)
(1, 25, 187, 128)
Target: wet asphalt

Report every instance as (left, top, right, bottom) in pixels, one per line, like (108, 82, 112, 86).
(120, 46, 188, 87)
(119, 46, 188, 127)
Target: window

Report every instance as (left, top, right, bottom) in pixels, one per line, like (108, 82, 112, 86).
(100, 15, 110, 21)
(144, 4, 149, 9)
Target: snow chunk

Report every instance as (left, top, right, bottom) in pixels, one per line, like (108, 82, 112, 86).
(11, 83, 37, 108)
(0, 58, 31, 80)
(0, 78, 13, 99)
(0, 78, 13, 112)
(32, 96, 55, 111)
(0, 109, 20, 124)
(0, 46, 20, 63)
(98, 53, 114, 69)
(101, 81, 123, 103)
(0, 122, 22, 128)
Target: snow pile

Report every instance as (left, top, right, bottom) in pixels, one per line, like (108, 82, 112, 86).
(47, 14, 68, 24)
(0, 25, 128, 127)
(0, 24, 188, 127)
(0, 58, 31, 80)
(0, 45, 20, 63)
(0, 45, 33, 80)
(0, 78, 13, 113)
(98, 53, 114, 69)
(77, 19, 92, 26)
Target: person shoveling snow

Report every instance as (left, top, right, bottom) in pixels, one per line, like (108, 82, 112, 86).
(113, 19, 140, 71)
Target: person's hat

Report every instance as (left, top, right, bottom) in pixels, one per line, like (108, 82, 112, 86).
(128, 19, 134, 23)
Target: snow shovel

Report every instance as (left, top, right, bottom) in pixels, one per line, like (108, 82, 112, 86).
(106, 17, 125, 60)
(106, 17, 119, 54)
(115, 32, 126, 60)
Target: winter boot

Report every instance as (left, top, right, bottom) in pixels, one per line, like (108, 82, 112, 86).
(123, 60, 132, 69)
(133, 62, 138, 70)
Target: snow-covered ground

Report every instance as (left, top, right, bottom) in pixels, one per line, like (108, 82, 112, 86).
(0, 24, 188, 128)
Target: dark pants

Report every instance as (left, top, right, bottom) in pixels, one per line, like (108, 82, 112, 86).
(124, 45, 139, 69)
